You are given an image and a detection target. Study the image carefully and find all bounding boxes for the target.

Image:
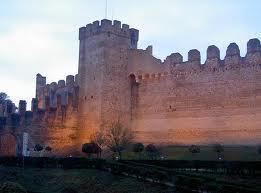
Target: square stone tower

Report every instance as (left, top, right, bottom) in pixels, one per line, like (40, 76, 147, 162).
(77, 19, 139, 144)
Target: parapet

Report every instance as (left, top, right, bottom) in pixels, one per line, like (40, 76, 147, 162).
(226, 43, 240, 57)
(79, 19, 139, 48)
(36, 73, 46, 87)
(66, 75, 74, 86)
(50, 82, 58, 90)
(166, 53, 183, 65)
(161, 38, 261, 75)
(19, 100, 27, 115)
(58, 80, 65, 88)
(188, 49, 200, 62)
(207, 45, 220, 59)
(247, 38, 261, 54)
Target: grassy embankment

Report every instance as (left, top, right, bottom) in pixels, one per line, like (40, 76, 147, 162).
(0, 166, 173, 193)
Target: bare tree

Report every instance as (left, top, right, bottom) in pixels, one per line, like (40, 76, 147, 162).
(90, 130, 106, 149)
(104, 121, 134, 159)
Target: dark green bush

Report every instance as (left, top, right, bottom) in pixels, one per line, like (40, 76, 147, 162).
(34, 144, 43, 152)
(189, 145, 200, 154)
(132, 143, 144, 153)
(45, 146, 52, 152)
(82, 143, 102, 158)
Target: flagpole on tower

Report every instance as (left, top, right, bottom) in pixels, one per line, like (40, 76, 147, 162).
(105, 0, 108, 19)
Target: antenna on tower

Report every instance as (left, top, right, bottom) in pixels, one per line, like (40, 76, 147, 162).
(105, 0, 108, 19)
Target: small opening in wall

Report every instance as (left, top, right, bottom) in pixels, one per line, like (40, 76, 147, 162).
(91, 96, 94, 99)
(84, 96, 87, 100)
(169, 105, 172, 109)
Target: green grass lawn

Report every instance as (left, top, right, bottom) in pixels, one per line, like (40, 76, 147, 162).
(0, 166, 173, 193)
(120, 145, 261, 161)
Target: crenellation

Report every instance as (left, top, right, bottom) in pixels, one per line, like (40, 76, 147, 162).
(188, 49, 201, 62)
(247, 38, 261, 54)
(79, 27, 86, 40)
(224, 43, 241, 68)
(122, 24, 129, 32)
(58, 80, 65, 88)
(205, 45, 221, 71)
(36, 73, 46, 87)
(113, 20, 121, 28)
(130, 38, 261, 87)
(66, 75, 74, 86)
(129, 28, 139, 49)
(100, 19, 112, 31)
(18, 100, 26, 115)
(5, 101, 14, 116)
(245, 38, 261, 65)
(207, 45, 220, 59)
(79, 20, 139, 45)
(226, 43, 240, 57)
(166, 53, 183, 65)
(92, 20, 100, 29)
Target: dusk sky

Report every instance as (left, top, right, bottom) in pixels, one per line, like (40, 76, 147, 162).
(0, 0, 260, 108)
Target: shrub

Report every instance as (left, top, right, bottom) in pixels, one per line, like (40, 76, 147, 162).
(132, 143, 144, 153)
(45, 146, 52, 152)
(34, 144, 43, 152)
(145, 144, 159, 159)
(189, 145, 200, 154)
(213, 143, 224, 153)
(82, 143, 102, 158)
(0, 181, 27, 193)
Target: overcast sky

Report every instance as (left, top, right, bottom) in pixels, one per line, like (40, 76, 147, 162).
(0, 0, 260, 108)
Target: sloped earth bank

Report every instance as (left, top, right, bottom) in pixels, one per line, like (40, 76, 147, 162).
(0, 166, 174, 193)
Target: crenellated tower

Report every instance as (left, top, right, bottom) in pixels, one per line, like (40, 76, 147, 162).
(77, 19, 139, 143)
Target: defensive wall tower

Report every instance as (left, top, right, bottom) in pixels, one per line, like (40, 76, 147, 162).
(77, 19, 139, 143)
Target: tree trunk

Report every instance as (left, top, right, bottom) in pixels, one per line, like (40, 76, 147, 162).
(118, 151, 122, 159)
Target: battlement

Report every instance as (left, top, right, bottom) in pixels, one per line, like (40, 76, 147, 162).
(79, 19, 139, 48)
(34, 73, 79, 113)
(165, 38, 261, 65)
(134, 38, 261, 80)
(164, 38, 261, 69)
